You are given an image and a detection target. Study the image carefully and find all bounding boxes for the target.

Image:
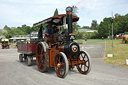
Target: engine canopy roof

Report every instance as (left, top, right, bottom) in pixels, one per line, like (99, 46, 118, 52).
(33, 14, 79, 27)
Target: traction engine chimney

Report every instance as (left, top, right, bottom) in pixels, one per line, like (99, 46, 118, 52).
(66, 6, 73, 34)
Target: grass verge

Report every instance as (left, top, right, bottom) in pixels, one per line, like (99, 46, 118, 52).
(104, 39, 128, 67)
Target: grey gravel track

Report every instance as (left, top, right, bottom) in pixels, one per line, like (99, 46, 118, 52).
(0, 45, 128, 85)
(80, 44, 105, 58)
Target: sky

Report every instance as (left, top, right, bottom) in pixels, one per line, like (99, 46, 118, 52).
(0, 0, 128, 29)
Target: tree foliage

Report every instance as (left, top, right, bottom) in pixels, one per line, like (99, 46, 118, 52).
(98, 17, 112, 38)
(91, 20, 98, 30)
(97, 13, 128, 38)
(75, 32, 99, 39)
(82, 26, 90, 29)
(72, 6, 80, 32)
(53, 8, 59, 16)
(0, 24, 33, 38)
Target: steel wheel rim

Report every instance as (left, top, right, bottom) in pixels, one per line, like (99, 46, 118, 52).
(77, 51, 90, 74)
(36, 44, 45, 71)
(54, 53, 66, 78)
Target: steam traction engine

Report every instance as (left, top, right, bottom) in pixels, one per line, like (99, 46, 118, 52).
(1, 39, 9, 49)
(33, 6, 91, 78)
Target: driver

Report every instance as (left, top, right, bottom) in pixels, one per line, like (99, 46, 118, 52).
(44, 22, 53, 42)
(44, 22, 53, 37)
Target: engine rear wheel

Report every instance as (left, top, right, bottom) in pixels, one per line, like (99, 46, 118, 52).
(76, 51, 91, 74)
(36, 43, 48, 72)
(54, 52, 69, 78)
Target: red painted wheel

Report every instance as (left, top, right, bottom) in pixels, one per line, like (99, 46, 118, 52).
(54, 52, 69, 78)
(76, 51, 91, 74)
(36, 43, 48, 72)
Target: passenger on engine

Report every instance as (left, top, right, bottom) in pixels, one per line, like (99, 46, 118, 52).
(53, 26, 59, 34)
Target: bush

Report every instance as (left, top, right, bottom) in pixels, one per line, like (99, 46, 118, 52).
(75, 32, 100, 39)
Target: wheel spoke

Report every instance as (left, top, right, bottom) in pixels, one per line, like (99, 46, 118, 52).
(41, 49, 44, 57)
(38, 45, 42, 55)
(38, 45, 42, 50)
(61, 63, 65, 67)
(62, 58, 64, 63)
(83, 60, 88, 67)
(81, 53, 85, 59)
(86, 65, 89, 68)
(58, 66, 62, 71)
(39, 62, 42, 68)
(60, 69, 64, 75)
(58, 64, 65, 75)
(57, 57, 59, 63)
(59, 56, 61, 63)
(42, 59, 45, 64)
(83, 55, 86, 60)
(84, 65, 86, 71)
(80, 64, 82, 69)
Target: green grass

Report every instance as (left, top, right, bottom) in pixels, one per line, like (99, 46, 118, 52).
(75, 39, 128, 67)
(104, 39, 128, 67)
(74, 39, 105, 44)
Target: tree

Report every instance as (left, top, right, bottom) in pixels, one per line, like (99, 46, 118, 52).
(115, 13, 121, 22)
(82, 26, 90, 29)
(98, 18, 112, 38)
(3, 25, 11, 33)
(53, 8, 59, 16)
(116, 15, 128, 33)
(72, 6, 79, 32)
(3, 33, 12, 38)
(72, 23, 80, 32)
(21, 24, 32, 35)
(0, 30, 3, 35)
(91, 20, 98, 30)
(3, 25, 13, 38)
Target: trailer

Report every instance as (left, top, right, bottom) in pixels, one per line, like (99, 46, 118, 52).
(17, 38, 38, 66)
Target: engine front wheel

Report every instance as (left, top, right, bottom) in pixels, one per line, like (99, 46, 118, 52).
(76, 51, 91, 74)
(54, 52, 69, 78)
